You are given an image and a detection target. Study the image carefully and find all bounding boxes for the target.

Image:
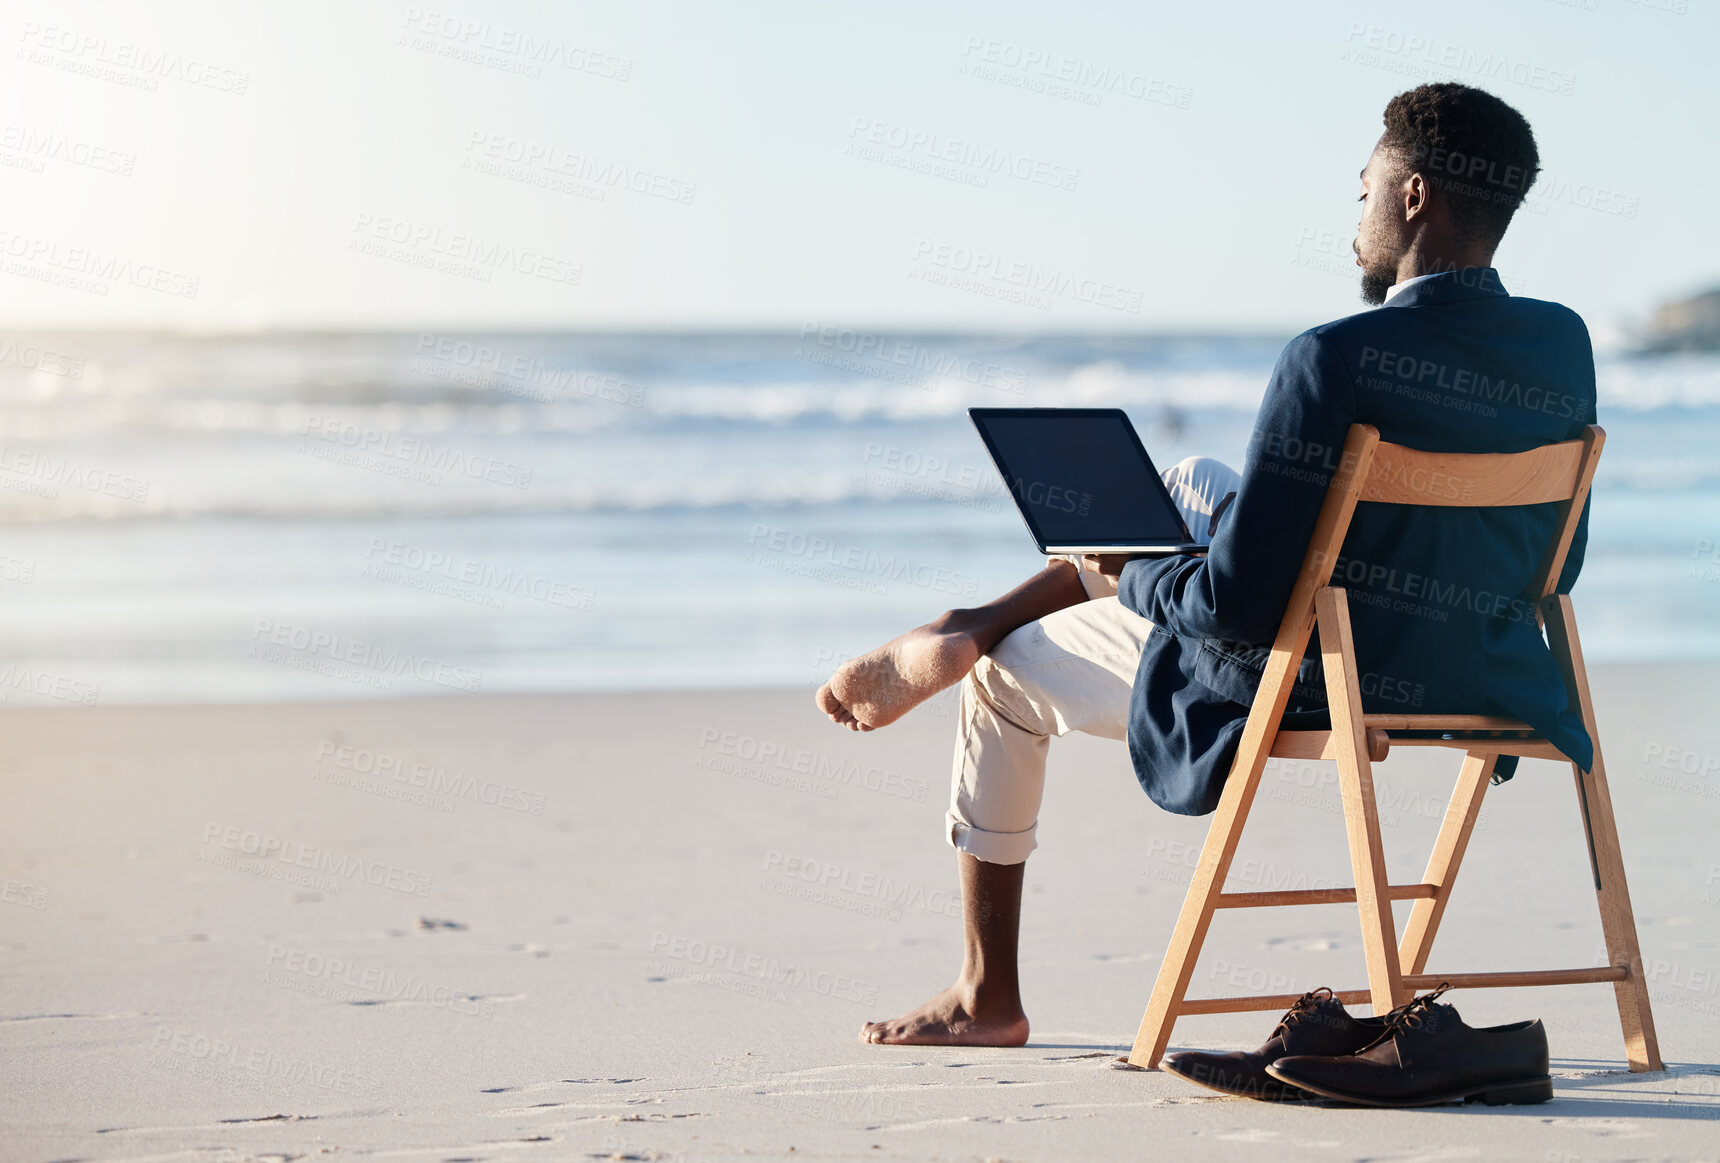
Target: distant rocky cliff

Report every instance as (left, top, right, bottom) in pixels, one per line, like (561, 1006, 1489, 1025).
(1638, 288, 1720, 353)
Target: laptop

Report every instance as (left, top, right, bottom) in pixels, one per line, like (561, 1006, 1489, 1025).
(968, 407, 1205, 556)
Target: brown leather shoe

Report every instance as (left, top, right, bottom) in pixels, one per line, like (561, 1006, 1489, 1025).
(1161, 987, 1386, 1102)
(1266, 984, 1553, 1108)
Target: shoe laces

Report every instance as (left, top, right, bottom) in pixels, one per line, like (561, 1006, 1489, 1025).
(1269, 986, 1336, 1040)
(1379, 981, 1453, 1035)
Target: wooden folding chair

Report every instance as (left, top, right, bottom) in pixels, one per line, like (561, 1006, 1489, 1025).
(1127, 423, 1662, 1073)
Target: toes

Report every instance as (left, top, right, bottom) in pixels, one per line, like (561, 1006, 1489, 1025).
(816, 684, 843, 716)
(820, 686, 879, 733)
(820, 685, 868, 731)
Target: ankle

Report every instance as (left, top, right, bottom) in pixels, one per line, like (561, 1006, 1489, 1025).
(954, 973, 1023, 1018)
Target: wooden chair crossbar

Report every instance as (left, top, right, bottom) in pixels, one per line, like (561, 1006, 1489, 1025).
(1127, 423, 1662, 1073)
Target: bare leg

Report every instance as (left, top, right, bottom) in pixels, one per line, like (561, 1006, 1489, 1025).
(861, 852, 1028, 1046)
(816, 559, 1088, 731)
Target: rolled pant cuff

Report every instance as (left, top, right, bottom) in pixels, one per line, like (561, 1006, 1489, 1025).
(946, 811, 1037, 865)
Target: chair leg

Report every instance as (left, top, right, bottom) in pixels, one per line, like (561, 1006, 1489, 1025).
(1575, 758, 1662, 1071)
(1127, 733, 1270, 1067)
(1317, 588, 1407, 1013)
(1397, 752, 1496, 976)
(1545, 595, 1663, 1072)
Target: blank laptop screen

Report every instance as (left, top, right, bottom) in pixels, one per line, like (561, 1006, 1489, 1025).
(971, 410, 1191, 547)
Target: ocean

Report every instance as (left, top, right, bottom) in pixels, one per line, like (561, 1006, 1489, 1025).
(1, 329, 1717, 707)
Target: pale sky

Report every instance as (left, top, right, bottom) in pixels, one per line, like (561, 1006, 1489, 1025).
(2, 0, 1713, 337)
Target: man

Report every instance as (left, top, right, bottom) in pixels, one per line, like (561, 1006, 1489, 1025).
(816, 83, 1596, 1048)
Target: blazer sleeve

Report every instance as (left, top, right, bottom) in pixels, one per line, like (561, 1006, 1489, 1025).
(1117, 329, 1357, 644)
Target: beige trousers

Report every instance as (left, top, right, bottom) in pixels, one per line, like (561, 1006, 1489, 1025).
(945, 456, 1242, 864)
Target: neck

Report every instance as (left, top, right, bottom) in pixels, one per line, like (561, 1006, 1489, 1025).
(1395, 240, 1494, 285)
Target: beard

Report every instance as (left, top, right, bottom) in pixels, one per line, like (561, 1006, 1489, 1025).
(1359, 262, 1396, 306)
(1353, 229, 1398, 305)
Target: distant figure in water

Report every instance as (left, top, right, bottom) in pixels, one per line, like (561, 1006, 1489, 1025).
(1150, 405, 1185, 443)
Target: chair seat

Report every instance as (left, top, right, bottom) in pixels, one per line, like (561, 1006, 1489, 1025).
(1272, 724, 1565, 762)
(1364, 714, 1534, 731)
(1270, 730, 1387, 762)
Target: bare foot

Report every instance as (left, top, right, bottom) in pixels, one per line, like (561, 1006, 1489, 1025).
(860, 984, 1029, 1046)
(815, 618, 979, 732)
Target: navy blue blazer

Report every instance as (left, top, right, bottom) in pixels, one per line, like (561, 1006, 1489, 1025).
(1117, 268, 1596, 816)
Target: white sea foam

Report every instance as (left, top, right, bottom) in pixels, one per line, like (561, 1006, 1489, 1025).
(0, 331, 1714, 526)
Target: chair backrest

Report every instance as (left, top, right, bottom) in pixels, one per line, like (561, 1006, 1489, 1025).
(1353, 426, 1604, 607)
(1285, 425, 1604, 646)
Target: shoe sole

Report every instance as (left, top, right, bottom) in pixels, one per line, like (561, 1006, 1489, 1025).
(1262, 1069, 1554, 1109)
(1161, 1060, 1317, 1103)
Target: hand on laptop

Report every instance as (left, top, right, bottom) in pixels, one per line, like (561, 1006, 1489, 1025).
(1084, 537, 1215, 577)
(1083, 490, 1236, 576)
(1083, 554, 1145, 577)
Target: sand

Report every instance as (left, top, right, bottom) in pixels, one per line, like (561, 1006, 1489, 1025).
(2, 666, 1718, 1162)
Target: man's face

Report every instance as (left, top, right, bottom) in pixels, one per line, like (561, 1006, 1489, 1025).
(1353, 141, 1408, 306)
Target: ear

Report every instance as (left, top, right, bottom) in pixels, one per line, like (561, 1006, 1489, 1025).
(1402, 171, 1430, 223)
